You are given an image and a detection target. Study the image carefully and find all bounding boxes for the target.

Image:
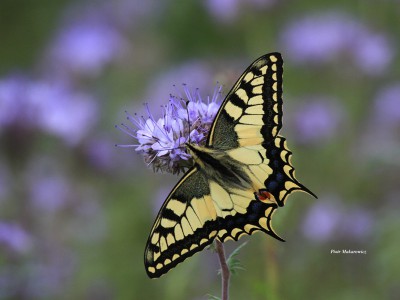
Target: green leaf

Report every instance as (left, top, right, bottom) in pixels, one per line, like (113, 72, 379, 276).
(226, 242, 247, 275)
(207, 294, 221, 300)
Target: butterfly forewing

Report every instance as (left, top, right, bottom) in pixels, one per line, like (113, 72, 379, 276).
(207, 53, 283, 149)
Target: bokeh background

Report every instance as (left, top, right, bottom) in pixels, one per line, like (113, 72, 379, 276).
(0, 1, 399, 299)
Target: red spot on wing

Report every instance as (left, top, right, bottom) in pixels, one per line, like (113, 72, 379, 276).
(256, 190, 271, 202)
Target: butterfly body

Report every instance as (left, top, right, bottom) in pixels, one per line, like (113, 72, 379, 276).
(186, 143, 252, 191)
(144, 53, 316, 278)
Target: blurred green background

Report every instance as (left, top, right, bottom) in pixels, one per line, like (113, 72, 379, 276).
(0, 1, 399, 299)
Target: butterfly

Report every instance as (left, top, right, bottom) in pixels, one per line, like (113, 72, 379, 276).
(144, 52, 316, 278)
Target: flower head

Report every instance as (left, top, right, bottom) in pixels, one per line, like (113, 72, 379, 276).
(47, 12, 123, 76)
(117, 85, 222, 174)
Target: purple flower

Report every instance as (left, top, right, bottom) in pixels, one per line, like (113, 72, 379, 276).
(280, 11, 394, 74)
(47, 12, 123, 76)
(340, 209, 373, 239)
(25, 252, 76, 298)
(25, 156, 71, 214)
(34, 81, 98, 146)
(293, 97, 344, 144)
(302, 198, 343, 242)
(303, 196, 374, 242)
(111, 0, 164, 28)
(117, 85, 222, 174)
(0, 222, 32, 254)
(281, 12, 359, 63)
(205, 0, 240, 22)
(352, 32, 394, 76)
(204, 0, 276, 22)
(374, 84, 400, 127)
(357, 84, 400, 163)
(0, 76, 39, 129)
(85, 137, 117, 171)
(29, 174, 70, 214)
(0, 75, 98, 146)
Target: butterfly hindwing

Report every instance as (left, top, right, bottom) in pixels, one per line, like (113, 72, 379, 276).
(145, 166, 281, 278)
(207, 53, 283, 149)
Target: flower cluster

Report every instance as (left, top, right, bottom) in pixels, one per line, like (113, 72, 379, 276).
(117, 85, 222, 174)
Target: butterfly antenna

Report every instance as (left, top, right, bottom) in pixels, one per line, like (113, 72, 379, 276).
(186, 100, 192, 145)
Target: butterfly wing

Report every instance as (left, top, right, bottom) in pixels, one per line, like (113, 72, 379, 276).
(207, 52, 315, 206)
(144, 167, 279, 278)
(207, 52, 283, 149)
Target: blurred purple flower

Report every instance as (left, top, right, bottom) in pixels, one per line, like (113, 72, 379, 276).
(303, 196, 374, 241)
(0, 75, 98, 145)
(281, 12, 394, 74)
(117, 85, 222, 174)
(0, 76, 39, 129)
(356, 84, 400, 164)
(25, 252, 76, 298)
(340, 209, 373, 239)
(353, 32, 394, 76)
(34, 81, 98, 146)
(48, 14, 123, 76)
(0, 222, 32, 254)
(111, 0, 164, 28)
(374, 83, 400, 127)
(85, 137, 117, 171)
(293, 97, 344, 144)
(29, 174, 70, 213)
(25, 155, 71, 214)
(205, 0, 275, 22)
(281, 12, 359, 63)
(205, 0, 240, 22)
(302, 199, 342, 242)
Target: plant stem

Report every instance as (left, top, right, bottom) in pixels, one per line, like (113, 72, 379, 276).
(215, 240, 230, 300)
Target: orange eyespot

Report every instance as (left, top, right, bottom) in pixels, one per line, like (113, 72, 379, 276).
(256, 190, 271, 202)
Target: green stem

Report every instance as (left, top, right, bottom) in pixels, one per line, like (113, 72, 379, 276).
(215, 240, 230, 300)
